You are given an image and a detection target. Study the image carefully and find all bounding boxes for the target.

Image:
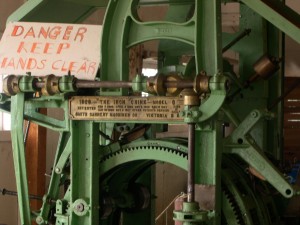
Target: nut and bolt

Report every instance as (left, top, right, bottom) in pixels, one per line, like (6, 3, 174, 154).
(55, 167, 61, 174)
(74, 203, 85, 212)
(36, 216, 44, 224)
(251, 111, 258, 118)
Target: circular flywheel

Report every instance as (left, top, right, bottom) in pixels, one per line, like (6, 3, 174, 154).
(99, 139, 280, 225)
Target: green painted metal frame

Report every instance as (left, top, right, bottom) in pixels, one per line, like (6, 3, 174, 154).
(11, 93, 31, 225)
(4, 0, 300, 224)
(70, 121, 100, 224)
(241, 0, 300, 44)
(222, 105, 294, 198)
(36, 132, 70, 224)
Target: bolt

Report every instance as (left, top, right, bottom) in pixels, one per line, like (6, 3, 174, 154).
(55, 167, 61, 174)
(251, 111, 258, 118)
(86, 133, 90, 137)
(75, 203, 85, 212)
(36, 216, 44, 224)
(192, 111, 202, 117)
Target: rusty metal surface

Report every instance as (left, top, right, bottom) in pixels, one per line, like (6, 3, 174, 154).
(69, 96, 184, 122)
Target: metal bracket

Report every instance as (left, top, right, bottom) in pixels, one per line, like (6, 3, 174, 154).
(55, 200, 70, 225)
(222, 105, 294, 198)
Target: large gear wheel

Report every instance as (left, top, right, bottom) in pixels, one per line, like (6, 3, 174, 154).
(222, 187, 243, 225)
(99, 139, 280, 225)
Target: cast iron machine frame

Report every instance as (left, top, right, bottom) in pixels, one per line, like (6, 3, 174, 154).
(1, 0, 300, 224)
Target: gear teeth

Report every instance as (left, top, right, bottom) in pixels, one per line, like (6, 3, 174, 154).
(222, 185, 245, 225)
(100, 144, 188, 164)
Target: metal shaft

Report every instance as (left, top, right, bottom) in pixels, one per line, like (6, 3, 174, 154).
(76, 80, 132, 89)
(222, 29, 251, 53)
(187, 123, 195, 202)
(164, 81, 193, 89)
(36, 79, 195, 89)
(268, 78, 300, 111)
(35, 80, 133, 89)
(0, 188, 42, 201)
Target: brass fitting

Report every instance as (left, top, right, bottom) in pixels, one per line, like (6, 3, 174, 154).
(165, 74, 183, 96)
(193, 73, 210, 95)
(41, 74, 60, 96)
(249, 54, 280, 83)
(3, 75, 20, 96)
(147, 74, 165, 96)
(180, 89, 200, 106)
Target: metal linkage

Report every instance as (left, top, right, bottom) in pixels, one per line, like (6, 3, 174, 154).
(187, 123, 195, 203)
(173, 91, 211, 225)
(222, 105, 295, 198)
(184, 93, 199, 204)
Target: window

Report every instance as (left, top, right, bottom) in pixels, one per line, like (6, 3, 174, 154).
(142, 68, 157, 77)
(0, 77, 11, 131)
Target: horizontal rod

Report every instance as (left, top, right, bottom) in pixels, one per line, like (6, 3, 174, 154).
(0, 188, 42, 201)
(35, 80, 195, 89)
(76, 80, 132, 89)
(35, 81, 133, 89)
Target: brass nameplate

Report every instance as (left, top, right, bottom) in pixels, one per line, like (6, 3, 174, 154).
(69, 96, 184, 122)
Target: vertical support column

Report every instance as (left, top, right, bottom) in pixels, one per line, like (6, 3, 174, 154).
(195, 0, 222, 74)
(266, 21, 284, 160)
(195, 119, 223, 224)
(70, 121, 99, 225)
(11, 93, 31, 225)
(194, 1, 223, 224)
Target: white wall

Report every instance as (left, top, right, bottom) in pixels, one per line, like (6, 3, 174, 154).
(0, 132, 19, 225)
(0, 1, 24, 224)
(0, 0, 24, 32)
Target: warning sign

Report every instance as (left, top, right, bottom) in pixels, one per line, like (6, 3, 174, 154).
(0, 22, 101, 80)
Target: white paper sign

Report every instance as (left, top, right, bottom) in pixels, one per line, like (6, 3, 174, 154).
(0, 22, 102, 80)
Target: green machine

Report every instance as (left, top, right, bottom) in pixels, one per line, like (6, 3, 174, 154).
(1, 0, 300, 224)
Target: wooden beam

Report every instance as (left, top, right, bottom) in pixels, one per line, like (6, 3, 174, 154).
(129, 44, 144, 80)
(25, 109, 46, 211)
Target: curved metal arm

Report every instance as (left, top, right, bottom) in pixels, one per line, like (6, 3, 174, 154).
(222, 105, 294, 198)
